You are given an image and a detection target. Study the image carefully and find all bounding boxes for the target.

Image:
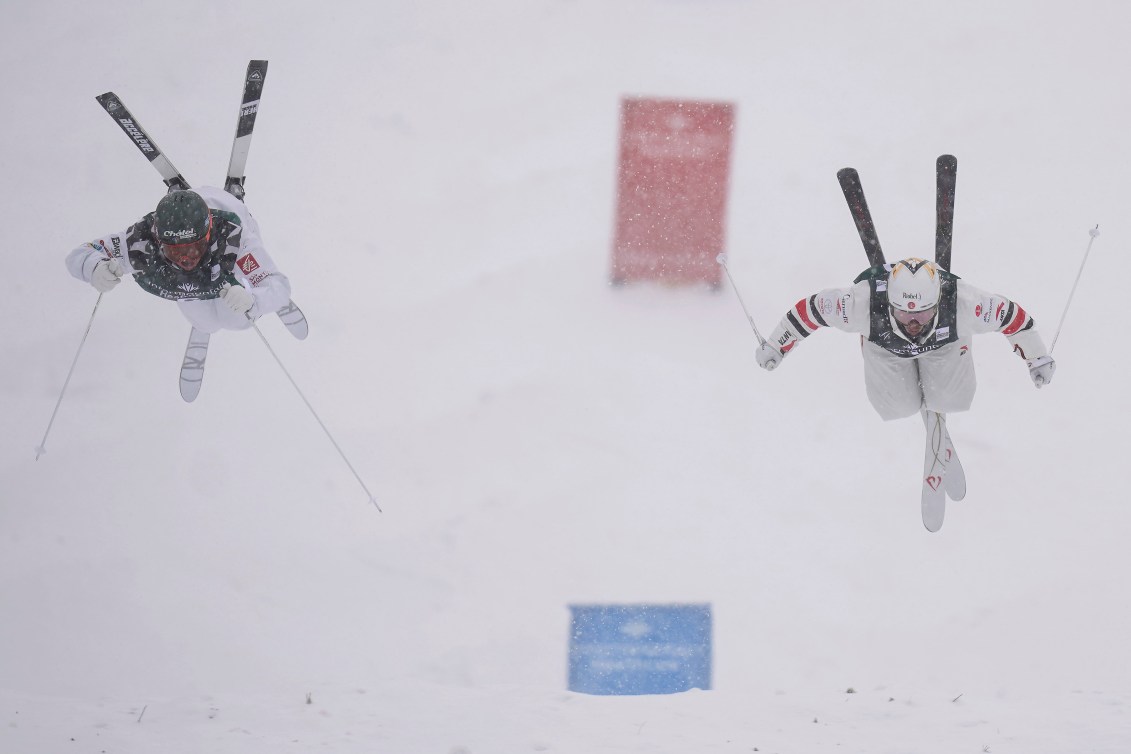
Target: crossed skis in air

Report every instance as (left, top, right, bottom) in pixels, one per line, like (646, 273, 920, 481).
(837, 155, 963, 532)
(39, 61, 381, 505)
(95, 60, 308, 403)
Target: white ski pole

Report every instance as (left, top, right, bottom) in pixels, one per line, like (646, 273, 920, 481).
(249, 319, 382, 511)
(716, 253, 767, 345)
(1049, 225, 1100, 354)
(36, 294, 104, 459)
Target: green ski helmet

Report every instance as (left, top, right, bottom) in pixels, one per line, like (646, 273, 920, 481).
(153, 190, 212, 271)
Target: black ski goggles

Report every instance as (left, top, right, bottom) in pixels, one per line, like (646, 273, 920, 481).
(891, 306, 937, 327)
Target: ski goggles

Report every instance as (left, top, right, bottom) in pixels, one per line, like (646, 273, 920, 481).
(158, 213, 212, 271)
(160, 238, 211, 271)
(891, 306, 937, 327)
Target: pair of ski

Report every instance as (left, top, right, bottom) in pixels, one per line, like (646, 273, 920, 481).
(95, 60, 307, 403)
(837, 155, 964, 532)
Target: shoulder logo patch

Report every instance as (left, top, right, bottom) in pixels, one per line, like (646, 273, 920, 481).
(237, 253, 260, 274)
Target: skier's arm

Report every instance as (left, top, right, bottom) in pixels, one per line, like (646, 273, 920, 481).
(66, 229, 138, 292)
(198, 187, 291, 318)
(228, 228, 291, 318)
(960, 282, 1055, 387)
(757, 283, 867, 370)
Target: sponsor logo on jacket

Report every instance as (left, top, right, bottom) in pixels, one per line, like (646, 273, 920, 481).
(237, 253, 260, 274)
(817, 296, 835, 319)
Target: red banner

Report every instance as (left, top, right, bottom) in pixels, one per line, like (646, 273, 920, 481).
(611, 97, 734, 286)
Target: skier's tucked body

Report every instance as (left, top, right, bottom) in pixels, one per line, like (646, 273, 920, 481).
(66, 186, 290, 333)
(754, 257, 1056, 420)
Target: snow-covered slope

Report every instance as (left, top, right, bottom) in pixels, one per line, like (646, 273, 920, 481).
(3, 1, 1130, 752)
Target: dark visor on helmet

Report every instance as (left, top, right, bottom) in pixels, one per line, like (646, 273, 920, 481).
(891, 306, 937, 326)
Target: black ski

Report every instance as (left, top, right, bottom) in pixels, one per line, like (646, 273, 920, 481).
(224, 60, 268, 200)
(95, 93, 190, 192)
(935, 154, 957, 271)
(837, 167, 885, 269)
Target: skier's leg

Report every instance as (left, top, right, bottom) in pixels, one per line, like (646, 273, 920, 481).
(919, 338, 976, 414)
(177, 299, 253, 333)
(861, 340, 922, 420)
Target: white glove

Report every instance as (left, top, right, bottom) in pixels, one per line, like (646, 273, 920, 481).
(221, 283, 255, 315)
(755, 342, 783, 371)
(90, 259, 123, 293)
(1028, 354, 1056, 388)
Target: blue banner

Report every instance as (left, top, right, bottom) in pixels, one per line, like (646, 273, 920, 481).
(568, 603, 712, 695)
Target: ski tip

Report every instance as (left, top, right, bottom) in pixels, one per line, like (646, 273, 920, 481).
(836, 167, 858, 180)
(937, 154, 957, 168)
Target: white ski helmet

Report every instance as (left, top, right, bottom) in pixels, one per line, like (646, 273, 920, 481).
(887, 257, 941, 313)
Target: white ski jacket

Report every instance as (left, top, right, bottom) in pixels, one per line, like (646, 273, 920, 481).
(66, 186, 290, 320)
(765, 269, 1049, 365)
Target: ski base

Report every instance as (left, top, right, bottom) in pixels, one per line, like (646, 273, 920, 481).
(943, 425, 966, 501)
(935, 155, 957, 271)
(921, 410, 952, 532)
(837, 167, 886, 269)
(276, 300, 309, 340)
(180, 327, 211, 402)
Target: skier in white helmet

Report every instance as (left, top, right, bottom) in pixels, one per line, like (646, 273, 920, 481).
(754, 257, 1055, 420)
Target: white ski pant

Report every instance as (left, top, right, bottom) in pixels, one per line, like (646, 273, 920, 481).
(861, 337, 976, 421)
(176, 298, 255, 334)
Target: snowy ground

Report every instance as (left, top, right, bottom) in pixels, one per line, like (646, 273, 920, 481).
(3, 1, 1131, 752)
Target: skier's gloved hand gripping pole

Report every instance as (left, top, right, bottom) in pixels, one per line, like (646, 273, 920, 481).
(717, 254, 782, 370)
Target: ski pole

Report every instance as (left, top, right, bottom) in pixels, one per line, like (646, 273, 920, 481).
(35, 294, 104, 460)
(1049, 225, 1100, 354)
(249, 319, 382, 511)
(716, 253, 767, 345)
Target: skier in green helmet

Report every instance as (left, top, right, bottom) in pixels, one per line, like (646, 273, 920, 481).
(66, 186, 291, 333)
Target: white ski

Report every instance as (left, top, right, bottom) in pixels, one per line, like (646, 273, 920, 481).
(179, 327, 210, 402)
(942, 423, 966, 501)
(275, 299, 309, 340)
(921, 409, 965, 501)
(921, 410, 952, 532)
(179, 303, 303, 401)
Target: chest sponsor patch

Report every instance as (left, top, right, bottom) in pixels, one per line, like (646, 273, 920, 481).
(237, 253, 261, 275)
